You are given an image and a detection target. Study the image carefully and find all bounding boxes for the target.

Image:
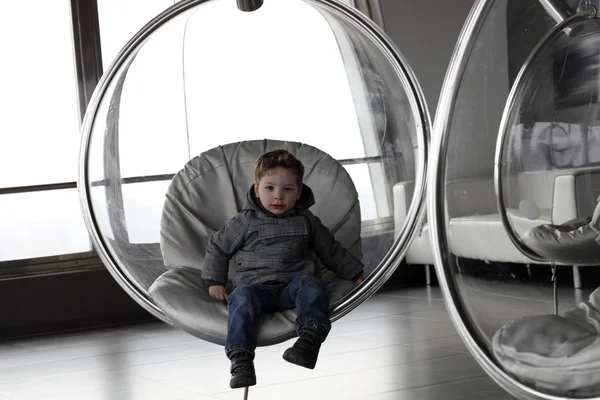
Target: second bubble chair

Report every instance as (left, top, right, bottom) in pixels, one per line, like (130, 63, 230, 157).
(429, 0, 600, 398)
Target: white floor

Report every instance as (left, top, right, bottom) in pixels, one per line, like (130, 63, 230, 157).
(0, 283, 547, 400)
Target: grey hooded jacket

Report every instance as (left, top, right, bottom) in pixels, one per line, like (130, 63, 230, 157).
(202, 184, 364, 287)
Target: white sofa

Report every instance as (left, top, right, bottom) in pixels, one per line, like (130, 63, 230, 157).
(393, 167, 600, 287)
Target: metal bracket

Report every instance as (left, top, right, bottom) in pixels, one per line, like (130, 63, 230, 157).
(236, 0, 263, 12)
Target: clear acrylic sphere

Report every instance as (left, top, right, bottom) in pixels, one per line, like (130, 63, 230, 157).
(430, 0, 600, 398)
(498, 15, 600, 264)
(79, 0, 429, 321)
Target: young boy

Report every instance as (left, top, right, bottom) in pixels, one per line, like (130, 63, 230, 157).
(202, 149, 366, 389)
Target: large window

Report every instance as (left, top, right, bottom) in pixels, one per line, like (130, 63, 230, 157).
(512, 121, 600, 171)
(0, 0, 387, 264)
(0, 1, 90, 261)
(93, 0, 387, 244)
(98, 0, 177, 67)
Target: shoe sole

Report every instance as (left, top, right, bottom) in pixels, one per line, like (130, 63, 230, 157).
(282, 350, 316, 369)
(230, 377, 257, 389)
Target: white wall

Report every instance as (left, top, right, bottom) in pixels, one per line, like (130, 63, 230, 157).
(378, 0, 476, 116)
(380, 0, 511, 181)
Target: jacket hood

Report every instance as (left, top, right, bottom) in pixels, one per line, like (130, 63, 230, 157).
(243, 183, 315, 217)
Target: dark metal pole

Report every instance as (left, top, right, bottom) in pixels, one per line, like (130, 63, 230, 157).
(551, 262, 558, 315)
(236, 0, 263, 12)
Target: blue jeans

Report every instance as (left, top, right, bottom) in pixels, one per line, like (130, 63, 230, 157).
(225, 275, 330, 358)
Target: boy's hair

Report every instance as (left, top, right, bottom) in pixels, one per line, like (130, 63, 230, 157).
(254, 149, 305, 186)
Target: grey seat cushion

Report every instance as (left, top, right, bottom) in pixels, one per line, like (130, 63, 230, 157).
(521, 216, 600, 265)
(521, 198, 600, 265)
(150, 267, 356, 346)
(149, 139, 361, 346)
(492, 287, 600, 397)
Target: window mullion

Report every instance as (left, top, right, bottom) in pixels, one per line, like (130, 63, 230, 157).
(71, 0, 104, 260)
(70, 0, 104, 122)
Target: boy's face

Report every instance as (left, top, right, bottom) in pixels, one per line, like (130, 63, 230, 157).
(254, 167, 302, 215)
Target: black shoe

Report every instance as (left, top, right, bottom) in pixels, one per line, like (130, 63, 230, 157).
(282, 324, 327, 369)
(229, 353, 256, 389)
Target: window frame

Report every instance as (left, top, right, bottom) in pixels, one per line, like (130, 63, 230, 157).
(0, 0, 386, 280)
(0, 0, 103, 277)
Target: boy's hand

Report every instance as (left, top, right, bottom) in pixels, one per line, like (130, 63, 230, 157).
(355, 275, 366, 285)
(209, 285, 228, 303)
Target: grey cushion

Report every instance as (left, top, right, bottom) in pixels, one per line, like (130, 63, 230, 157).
(521, 197, 600, 265)
(149, 139, 361, 346)
(492, 287, 600, 397)
(521, 217, 600, 265)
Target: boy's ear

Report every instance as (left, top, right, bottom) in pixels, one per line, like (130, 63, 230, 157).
(297, 183, 302, 200)
(254, 183, 260, 197)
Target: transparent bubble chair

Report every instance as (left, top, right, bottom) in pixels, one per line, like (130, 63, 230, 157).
(429, 0, 600, 398)
(77, 0, 430, 394)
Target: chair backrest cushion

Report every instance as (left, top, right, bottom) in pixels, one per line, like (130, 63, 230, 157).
(160, 139, 361, 283)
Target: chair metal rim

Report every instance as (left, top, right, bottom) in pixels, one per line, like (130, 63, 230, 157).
(77, 0, 430, 334)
